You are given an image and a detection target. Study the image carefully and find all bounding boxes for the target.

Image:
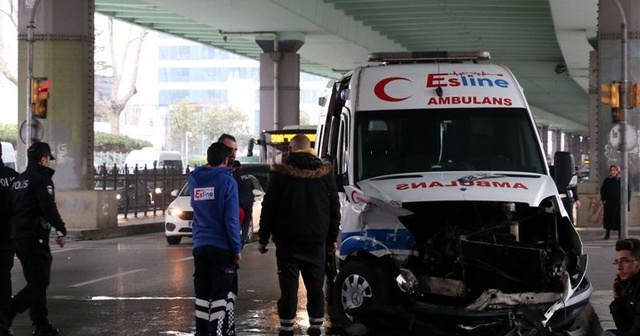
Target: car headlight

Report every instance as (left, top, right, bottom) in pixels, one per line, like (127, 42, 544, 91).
(168, 207, 183, 217)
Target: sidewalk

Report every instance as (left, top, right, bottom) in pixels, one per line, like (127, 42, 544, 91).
(65, 211, 165, 241)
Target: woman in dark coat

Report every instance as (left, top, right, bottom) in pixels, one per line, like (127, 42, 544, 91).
(601, 164, 629, 240)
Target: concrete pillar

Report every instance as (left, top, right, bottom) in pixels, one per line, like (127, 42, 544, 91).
(17, 0, 94, 190)
(541, 125, 550, 162)
(598, 0, 640, 191)
(256, 33, 304, 131)
(15, 1, 118, 230)
(554, 130, 562, 153)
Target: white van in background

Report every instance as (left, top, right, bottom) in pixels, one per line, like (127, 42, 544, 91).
(124, 147, 183, 173)
(1, 142, 16, 170)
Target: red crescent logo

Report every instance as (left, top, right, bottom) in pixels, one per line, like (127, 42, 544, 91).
(374, 77, 411, 102)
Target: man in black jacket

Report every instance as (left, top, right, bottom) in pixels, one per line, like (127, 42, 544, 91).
(0, 142, 67, 336)
(0, 145, 18, 310)
(610, 238, 640, 335)
(258, 134, 340, 336)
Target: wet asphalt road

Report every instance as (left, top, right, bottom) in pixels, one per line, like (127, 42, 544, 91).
(7, 233, 332, 336)
(5, 232, 613, 336)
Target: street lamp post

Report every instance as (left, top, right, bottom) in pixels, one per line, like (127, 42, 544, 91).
(612, 0, 629, 238)
(185, 131, 193, 169)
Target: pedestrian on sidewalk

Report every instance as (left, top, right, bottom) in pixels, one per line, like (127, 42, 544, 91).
(0, 145, 18, 309)
(258, 134, 340, 336)
(609, 238, 640, 335)
(189, 142, 241, 336)
(0, 142, 67, 336)
(601, 164, 630, 240)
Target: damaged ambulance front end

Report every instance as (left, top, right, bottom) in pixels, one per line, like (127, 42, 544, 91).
(330, 169, 592, 336)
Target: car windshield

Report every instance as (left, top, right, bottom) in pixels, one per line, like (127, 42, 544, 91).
(355, 107, 546, 181)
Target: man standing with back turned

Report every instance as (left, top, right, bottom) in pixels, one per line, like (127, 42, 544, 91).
(190, 142, 241, 336)
(0, 142, 66, 336)
(258, 134, 340, 336)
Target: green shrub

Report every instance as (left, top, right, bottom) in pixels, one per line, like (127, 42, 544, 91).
(94, 132, 153, 152)
(0, 124, 18, 147)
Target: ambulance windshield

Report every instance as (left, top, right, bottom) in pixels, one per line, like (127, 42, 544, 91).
(355, 108, 546, 181)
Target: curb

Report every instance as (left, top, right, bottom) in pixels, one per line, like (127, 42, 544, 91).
(66, 222, 164, 241)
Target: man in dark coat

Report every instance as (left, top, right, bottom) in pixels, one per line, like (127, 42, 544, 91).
(601, 164, 630, 240)
(0, 145, 18, 309)
(258, 134, 340, 336)
(0, 142, 67, 336)
(610, 238, 640, 335)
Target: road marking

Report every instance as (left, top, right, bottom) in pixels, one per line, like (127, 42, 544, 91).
(90, 296, 195, 300)
(172, 256, 193, 262)
(68, 269, 147, 288)
(51, 247, 84, 254)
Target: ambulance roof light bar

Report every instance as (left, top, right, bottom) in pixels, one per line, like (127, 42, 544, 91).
(368, 51, 491, 64)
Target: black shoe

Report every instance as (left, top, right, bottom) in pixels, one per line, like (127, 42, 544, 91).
(307, 326, 322, 336)
(279, 330, 294, 336)
(32, 323, 59, 336)
(0, 311, 14, 336)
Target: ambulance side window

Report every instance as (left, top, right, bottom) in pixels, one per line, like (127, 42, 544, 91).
(336, 113, 349, 187)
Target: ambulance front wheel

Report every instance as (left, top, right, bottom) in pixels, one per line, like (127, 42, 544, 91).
(330, 259, 391, 336)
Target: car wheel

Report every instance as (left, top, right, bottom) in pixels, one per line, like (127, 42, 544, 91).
(166, 236, 182, 245)
(330, 259, 391, 336)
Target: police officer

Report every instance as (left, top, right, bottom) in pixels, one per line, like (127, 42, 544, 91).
(232, 160, 255, 245)
(0, 142, 67, 336)
(0, 145, 18, 309)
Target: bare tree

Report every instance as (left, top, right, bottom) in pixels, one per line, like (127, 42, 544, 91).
(106, 17, 147, 134)
(0, 0, 17, 86)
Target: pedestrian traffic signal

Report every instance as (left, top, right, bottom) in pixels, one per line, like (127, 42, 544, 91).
(612, 107, 623, 123)
(600, 82, 620, 108)
(30, 77, 50, 119)
(630, 82, 640, 108)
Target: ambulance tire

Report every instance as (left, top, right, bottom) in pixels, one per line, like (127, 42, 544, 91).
(330, 259, 391, 336)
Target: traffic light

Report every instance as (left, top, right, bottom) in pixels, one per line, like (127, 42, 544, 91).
(600, 82, 620, 108)
(612, 107, 623, 123)
(30, 77, 50, 119)
(630, 82, 640, 108)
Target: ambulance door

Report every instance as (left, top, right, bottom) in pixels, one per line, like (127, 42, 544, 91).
(318, 77, 350, 191)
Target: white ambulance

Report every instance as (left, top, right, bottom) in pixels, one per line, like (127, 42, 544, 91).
(316, 51, 592, 335)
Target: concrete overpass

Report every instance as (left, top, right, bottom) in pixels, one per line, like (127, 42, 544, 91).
(94, 0, 597, 133)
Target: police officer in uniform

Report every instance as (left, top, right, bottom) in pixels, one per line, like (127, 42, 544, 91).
(0, 142, 66, 336)
(0, 145, 18, 309)
(232, 160, 255, 245)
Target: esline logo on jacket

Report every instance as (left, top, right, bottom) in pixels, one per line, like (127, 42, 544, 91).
(194, 187, 215, 201)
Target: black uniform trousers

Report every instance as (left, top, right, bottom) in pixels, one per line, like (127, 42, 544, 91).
(193, 245, 238, 336)
(10, 238, 52, 325)
(0, 239, 14, 308)
(275, 244, 326, 333)
(240, 206, 253, 244)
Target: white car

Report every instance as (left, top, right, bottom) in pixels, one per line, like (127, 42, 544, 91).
(164, 176, 265, 245)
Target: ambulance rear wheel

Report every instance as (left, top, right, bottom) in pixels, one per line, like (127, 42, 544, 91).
(330, 259, 391, 336)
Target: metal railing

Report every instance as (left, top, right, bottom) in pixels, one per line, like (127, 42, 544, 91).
(94, 163, 191, 219)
